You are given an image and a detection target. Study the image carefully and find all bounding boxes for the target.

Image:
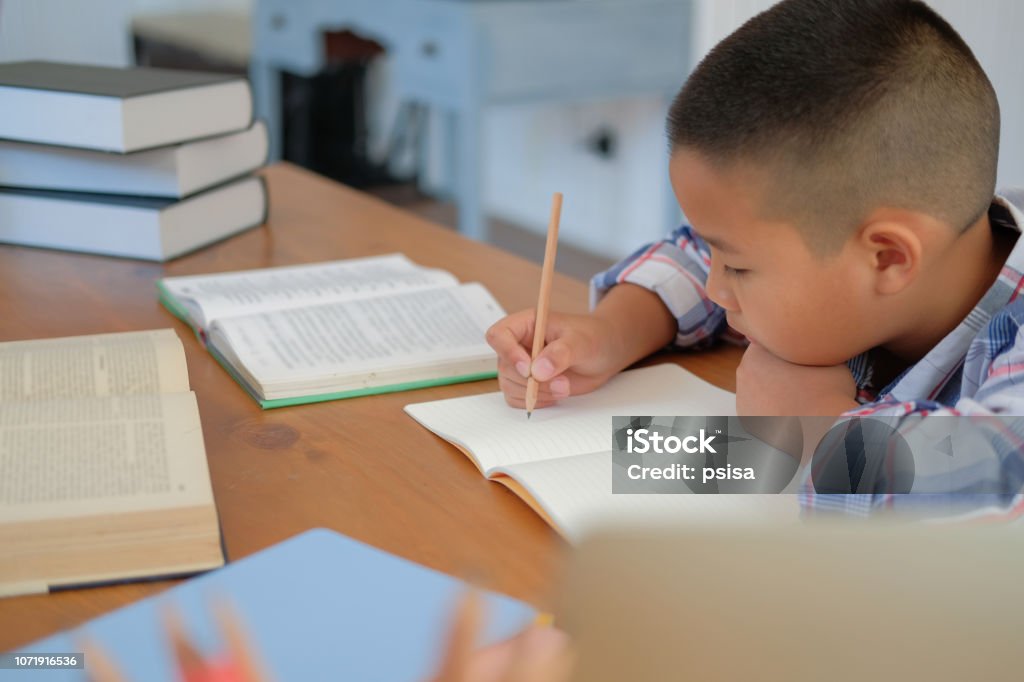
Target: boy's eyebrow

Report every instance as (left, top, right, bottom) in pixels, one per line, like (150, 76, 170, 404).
(700, 235, 741, 254)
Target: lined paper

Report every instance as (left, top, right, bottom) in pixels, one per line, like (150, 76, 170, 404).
(494, 452, 797, 543)
(404, 364, 737, 473)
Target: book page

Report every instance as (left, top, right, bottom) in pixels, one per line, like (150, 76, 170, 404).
(209, 283, 504, 389)
(404, 364, 737, 473)
(0, 391, 213, 523)
(492, 452, 798, 544)
(160, 253, 460, 328)
(0, 329, 188, 401)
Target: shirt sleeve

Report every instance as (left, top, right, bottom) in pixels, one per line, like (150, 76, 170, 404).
(799, 302, 1024, 520)
(589, 224, 744, 349)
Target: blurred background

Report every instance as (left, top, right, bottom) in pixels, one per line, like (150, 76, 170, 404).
(2, 0, 1023, 279)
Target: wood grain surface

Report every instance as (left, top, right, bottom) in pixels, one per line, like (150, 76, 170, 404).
(0, 162, 742, 649)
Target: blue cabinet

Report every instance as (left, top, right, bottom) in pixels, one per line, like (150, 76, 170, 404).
(251, 0, 692, 240)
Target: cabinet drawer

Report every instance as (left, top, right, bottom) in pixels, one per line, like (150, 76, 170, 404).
(391, 7, 475, 107)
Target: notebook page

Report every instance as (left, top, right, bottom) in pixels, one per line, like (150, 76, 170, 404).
(494, 452, 798, 543)
(210, 283, 504, 389)
(0, 329, 188, 401)
(404, 364, 737, 474)
(160, 254, 459, 328)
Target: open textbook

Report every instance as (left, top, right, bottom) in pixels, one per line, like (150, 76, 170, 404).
(405, 364, 798, 542)
(157, 254, 506, 408)
(0, 329, 224, 598)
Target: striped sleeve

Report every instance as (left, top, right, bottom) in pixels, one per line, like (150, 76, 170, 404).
(589, 224, 741, 349)
(800, 302, 1024, 519)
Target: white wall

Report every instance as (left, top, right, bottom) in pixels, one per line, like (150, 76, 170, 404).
(472, 0, 1024, 259)
(0, 0, 251, 67)
(918, 0, 1024, 192)
(692, 0, 1024, 193)
(0, 0, 133, 66)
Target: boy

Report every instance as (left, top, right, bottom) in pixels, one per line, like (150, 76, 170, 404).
(486, 0, 1024, 516)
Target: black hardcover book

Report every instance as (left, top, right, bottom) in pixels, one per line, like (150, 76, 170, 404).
(0, 61, 253, 152)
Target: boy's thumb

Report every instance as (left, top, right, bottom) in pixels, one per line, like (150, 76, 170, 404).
(532, 340, 574, 382)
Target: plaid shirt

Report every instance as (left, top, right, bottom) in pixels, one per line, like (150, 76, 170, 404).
(592, 192, 1024, 520)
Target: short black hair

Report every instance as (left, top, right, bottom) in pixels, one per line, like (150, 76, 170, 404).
(667, 0, 999, 252)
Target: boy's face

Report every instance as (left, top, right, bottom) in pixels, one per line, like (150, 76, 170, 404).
(669, 149, 876, 367)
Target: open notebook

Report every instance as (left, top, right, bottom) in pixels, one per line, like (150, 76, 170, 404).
(158, 254, 505, 408)
(405, 364, 798, 542)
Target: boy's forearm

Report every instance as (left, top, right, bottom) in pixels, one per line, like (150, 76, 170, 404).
(592, 283, 677, 372)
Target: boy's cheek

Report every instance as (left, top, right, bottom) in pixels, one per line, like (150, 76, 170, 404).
(749, 307, 851, 366)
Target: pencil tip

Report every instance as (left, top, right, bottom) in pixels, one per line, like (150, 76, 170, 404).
(526, 411, 532, 420)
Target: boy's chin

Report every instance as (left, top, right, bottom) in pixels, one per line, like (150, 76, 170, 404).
(759, 343, 853, 368)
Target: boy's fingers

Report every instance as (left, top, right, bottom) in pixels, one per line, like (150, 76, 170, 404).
(497, 361, 531, 387)
(485, 312, 535, 367)
(433, 589, 485, 682)
(502, 393, 560, 410)
(532, 339, 576, 382)
(162, 606, 203, 674)
(498, 625, 574, 682)
(497, 374, 569, 401)
(500, 383, 559, 409)
(548, 376, 570, 398)
(80, 639, 128, 682)
(486, 323, 531, 363)
(499, 363, 569, 395)
(212, 600, 270, 682)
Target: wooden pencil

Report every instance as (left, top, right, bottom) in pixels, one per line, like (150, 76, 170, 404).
(526, 192, 563, 419)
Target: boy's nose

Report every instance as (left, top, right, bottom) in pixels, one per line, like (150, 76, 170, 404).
(705, 264, 739, 312)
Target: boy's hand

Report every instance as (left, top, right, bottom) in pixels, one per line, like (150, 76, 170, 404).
(485, 310, 622, 409)
(736, 342, 858, 417)
(430, 590, 573, 682)
(486, 283, 677, 411)
(83, 601, 270, 682)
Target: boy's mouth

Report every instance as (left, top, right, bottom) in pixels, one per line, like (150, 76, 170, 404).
(726, 314, 754, 343)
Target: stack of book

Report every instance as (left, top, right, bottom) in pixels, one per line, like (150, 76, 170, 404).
(0, 60, 269, 261)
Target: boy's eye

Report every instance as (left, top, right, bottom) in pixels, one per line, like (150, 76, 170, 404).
(723, 265, 749, 276)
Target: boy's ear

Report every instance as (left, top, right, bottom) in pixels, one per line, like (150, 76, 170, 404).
(856, 217, 923, 295)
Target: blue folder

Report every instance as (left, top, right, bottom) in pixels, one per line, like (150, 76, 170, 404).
(9, 528, 536, 681)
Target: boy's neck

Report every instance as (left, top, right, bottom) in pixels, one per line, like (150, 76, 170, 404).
(883, 208, 1017, 364)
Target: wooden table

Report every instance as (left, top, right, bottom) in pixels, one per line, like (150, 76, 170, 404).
(0, 162, 741, 650)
